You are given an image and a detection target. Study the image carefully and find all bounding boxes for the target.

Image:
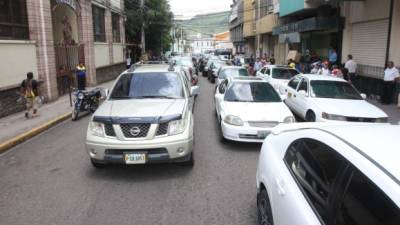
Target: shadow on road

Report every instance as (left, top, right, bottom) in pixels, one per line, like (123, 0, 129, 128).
(85, 163, 193, 182)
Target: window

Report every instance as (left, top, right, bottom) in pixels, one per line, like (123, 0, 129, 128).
(311, 81, 362, 100)
(0, 0, 29, 40)
(284, 139, 348, 223)
(92, 5, 105, 42)
(288, 77, 301, 90)
(224, 82, 281, 103)
(111, 13, 120, 43)
(335, 168, 400, 225)
(272, 68, 299, 79)
(260, 68, 266, 74)
(298, 79, 308, 93)
(266, 69, 270, 75)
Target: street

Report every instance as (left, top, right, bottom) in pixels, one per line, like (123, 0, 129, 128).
(0, 77, 260, 225)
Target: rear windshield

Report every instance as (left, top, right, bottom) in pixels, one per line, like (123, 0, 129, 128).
(272, 68, 299, 79)
(219, 68, 249, 79)
(110, 72, 184, 99)
(224, 82, 281, 102)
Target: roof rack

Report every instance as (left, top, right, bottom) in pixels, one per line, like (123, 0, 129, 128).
(127, 61, 169, 72)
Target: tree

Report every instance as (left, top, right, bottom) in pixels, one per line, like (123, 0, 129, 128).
(125, 0, 173, 54)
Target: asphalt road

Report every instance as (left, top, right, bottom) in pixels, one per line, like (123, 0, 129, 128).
(0, 76, 261, 225)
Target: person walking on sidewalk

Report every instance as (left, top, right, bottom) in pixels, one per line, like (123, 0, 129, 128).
(20, 72, 39, 118)
(76, 62, 86, 90)
(381, 61, 400, 104)
(345, 54, 357, 83)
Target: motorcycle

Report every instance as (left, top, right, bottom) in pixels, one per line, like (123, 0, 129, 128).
(71, 88, 102, 121)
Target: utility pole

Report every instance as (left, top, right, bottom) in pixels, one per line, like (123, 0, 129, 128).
(140, 0, 145, 54)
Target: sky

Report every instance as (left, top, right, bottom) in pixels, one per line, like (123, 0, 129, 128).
(168, 0, 232, 19)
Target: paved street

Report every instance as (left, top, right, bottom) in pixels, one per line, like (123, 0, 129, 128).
(0, 77, 260, 225)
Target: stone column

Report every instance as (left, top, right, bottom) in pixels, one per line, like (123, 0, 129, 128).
(120, 12, 126, 61)
(26, 0, 58, 101)
(105, 6, 113, 64)
(79, 0, 96, 86)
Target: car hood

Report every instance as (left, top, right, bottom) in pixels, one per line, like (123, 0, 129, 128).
(95, 99, 186, 118)
(223, 101, 293, 122)
(312, 98, 387, 118)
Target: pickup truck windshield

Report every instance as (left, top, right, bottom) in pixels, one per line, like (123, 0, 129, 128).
(110, 72, 184, 99)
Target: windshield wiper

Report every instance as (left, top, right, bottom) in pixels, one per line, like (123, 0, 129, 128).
(111, 96, 144, 100)
(141, 95, 179, 99)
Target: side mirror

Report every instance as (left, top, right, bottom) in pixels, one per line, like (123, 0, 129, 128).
(103, 88, 110, 98)
(190, 86, 200, 97)
(298, 90, 307, 96)
(360, 93, 367, 100)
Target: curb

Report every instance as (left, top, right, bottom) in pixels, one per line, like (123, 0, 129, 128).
(0, 112, 72, 154)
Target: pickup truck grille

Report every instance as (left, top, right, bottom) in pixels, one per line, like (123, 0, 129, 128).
(104, 124, 116, 137)
(156, 123, 169, 136)
(120, 123, 150, 138)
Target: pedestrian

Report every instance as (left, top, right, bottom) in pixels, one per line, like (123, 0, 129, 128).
(331, 65, 343, 78)
(76, 62, 86, 90)
(269, 55, 276, 65)
(381, 61, 400, 104)
(345, 54, 357, 83)
(254, 58, 262, 72)
(20, 72, 39, 118)
(126, 57, 132, 69)
(328, 47, 338, 66)
(319, 62, 331, 75)
(310, 64, 319, 74)
(288, 59, 296, 69)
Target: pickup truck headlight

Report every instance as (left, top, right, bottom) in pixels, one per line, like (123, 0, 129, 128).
(283, 116, 296, 123)
(90, 121, 104, 137)
(322, 112, 347, 121)
(224, 115, 244, 126)
(168, 118, 186, 135)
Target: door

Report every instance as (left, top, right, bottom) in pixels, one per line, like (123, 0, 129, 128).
(284, 76, 301, 112)
(293, 78, 309, 118)
(215, 80, 228, 119)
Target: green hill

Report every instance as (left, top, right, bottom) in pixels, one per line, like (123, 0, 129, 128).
(178, 11, 230, 37)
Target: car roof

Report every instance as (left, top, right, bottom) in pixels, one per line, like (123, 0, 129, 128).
(229, 76, 264, 82)
(299, 74, 346, 82)
(130, 64, 172, 73)
(272, 123, 400, 184)
(221, 66, 246, 70)
(264, 65, 293, 69)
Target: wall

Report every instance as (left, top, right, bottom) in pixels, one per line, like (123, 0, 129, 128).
(0, 41, 38, 88)
(279, 0, 304, 17)
(94, 43, 110, 67)
(110, 0, 122, 10)
(389, 0, 400, 66)
(52, 4, 79, 45)
(243, 0, 255, 37)
(113, 44, 124, 63)
(256, 14, 278, 34)
(96, 63, 125, 84)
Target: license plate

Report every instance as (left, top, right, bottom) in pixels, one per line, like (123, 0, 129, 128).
(124, 153, 146, 164)
(258, 131, 270, 138)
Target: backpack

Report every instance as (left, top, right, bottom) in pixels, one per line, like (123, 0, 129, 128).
(24, 79, 36, 98)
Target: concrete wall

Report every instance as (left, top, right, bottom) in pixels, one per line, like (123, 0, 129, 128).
(94, 43, 110, 67)
(0, 41, 38, 88)
(243, 0, 255, 37)
(110, 0, 122, 9)
(96, 62, 125, 84)
(256, 14, 278, 34)
(113, 43, 124, 63)
(389, 0, 400, 66)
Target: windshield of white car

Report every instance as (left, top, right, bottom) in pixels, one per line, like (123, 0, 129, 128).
(224, 82, 281, 102)
(311, 81, 362, 100)
(219, 68, 248, 79)
(110, 72, 184, 100)
(272, 68, 299, 79)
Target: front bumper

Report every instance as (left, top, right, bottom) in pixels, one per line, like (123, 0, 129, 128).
(86, 136, 193, 165)
(221, 121, 274, 143)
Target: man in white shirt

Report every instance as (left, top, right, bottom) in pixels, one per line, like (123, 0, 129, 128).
(344, 55, 357, 82)
(381, 61, 400, 104)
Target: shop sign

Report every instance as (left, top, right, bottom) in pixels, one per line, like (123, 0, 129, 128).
(56, 0, 77, 11)
(273, 16, 340, 35)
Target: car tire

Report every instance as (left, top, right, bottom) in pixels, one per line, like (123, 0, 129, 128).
(91, 159, 106, 169)
(181, 152, 194, 166)
(305, 111, 316, 122)
(257, 188, 274, 225)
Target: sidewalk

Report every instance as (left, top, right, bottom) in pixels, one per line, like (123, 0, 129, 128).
(0, 81, 114, 152)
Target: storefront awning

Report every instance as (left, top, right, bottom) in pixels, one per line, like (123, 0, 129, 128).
(272, 16, 343, 35)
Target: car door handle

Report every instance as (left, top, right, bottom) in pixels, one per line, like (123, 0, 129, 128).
(275, 178, 286, 196)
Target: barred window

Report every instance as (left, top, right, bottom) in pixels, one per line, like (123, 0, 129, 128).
(92, 5, 105, 42)
(0, 0, 29, 40)
(261, 0, 274, 18)
(112, 12, 120, 43)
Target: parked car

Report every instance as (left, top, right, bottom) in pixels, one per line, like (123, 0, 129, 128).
(282, 74, 388, 122)
(214, 76, 295, 143)
(256, 123, 400, 225)
(256, 65, 300, 94)
(203, 57, 219, 77)
(208, 60, 228, 83)
(216, 66, 249, 85)
(86, 63, 200, 168)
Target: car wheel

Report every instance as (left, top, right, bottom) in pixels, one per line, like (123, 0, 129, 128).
(91, 159, 106, 169)
(305, 111, 316, 122)
(257, 189, 274, 225)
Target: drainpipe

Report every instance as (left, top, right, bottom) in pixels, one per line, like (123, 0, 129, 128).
(385, 0, 394, 66)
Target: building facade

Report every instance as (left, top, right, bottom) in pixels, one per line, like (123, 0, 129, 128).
(229, 0, 245, 54)
(0, 0, 126, 117)
(243, 0, 256, 56)
(189, 34, 215, 54)
(214, 31, 234, 50)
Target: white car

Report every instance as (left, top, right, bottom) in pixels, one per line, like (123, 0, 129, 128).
(256, 65, 300, 92)
(256, 123, 400, 225)
(216, 66, 249, 85)
(283, 74, 388, 122)
(214, 76, 295, 143)
(86, 64, 199, 168)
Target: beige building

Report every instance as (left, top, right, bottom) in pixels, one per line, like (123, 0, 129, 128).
(0, 0, 126, 117)
(243, 0, 256, 56)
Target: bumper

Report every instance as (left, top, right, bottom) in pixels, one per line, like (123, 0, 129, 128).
(86, 136, 193, 165)
(221, 121, 273, 143)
